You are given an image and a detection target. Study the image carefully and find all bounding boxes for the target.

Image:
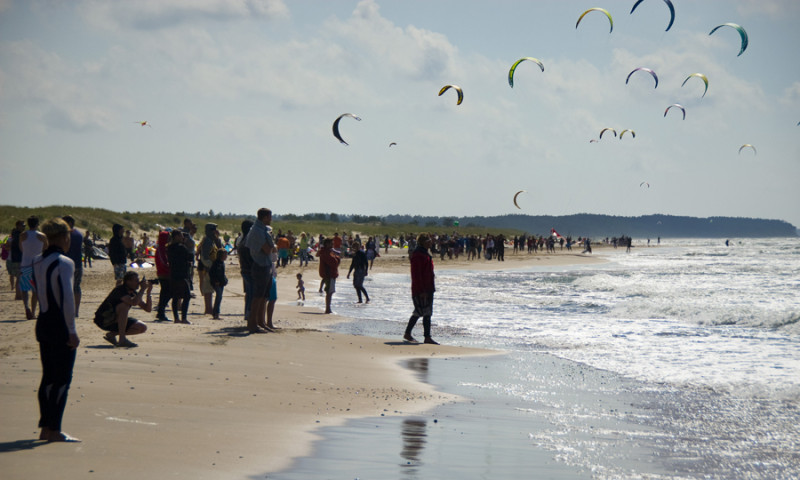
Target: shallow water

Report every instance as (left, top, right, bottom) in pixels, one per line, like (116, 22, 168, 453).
(276, 238, 800, 479)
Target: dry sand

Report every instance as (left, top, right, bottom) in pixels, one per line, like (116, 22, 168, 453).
(0, 244, 606, 479)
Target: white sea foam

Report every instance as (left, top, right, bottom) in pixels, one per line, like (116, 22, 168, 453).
(329, 238, 800, 478)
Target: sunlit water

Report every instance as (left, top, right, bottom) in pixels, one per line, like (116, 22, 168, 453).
(322, 238, 800, 479)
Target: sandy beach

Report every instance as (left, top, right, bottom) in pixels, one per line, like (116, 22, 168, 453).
(0, 244, 606, 479)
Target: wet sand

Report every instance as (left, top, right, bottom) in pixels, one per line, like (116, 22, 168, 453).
(0, 244, 606, 479)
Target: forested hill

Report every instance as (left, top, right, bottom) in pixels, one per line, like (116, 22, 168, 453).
(383, 214, 798, 238)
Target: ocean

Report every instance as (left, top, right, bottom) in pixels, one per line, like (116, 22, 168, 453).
(276, 238, 800, 479)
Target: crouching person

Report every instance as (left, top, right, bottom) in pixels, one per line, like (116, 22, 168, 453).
(94, 271, 151, 348)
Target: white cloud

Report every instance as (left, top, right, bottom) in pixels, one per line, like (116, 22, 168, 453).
(780, 82, 800, 106)
(736, 0, 800, 19)
(323, 0, 459, 82)
(79, 0, 288, 31)
(0, 40, 115, 131)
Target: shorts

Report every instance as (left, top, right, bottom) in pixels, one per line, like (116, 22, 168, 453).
(322, 277, 336, 294)
(252, 264, 272, 299)
(171, 277, 190, 299)
(200, 271, 213, 295)
(73, 267, 83, 295)
(101, 317, 138, 333)
(7, 260, 21, 277)
(113, 264, 126, 281)
(268, 278, 277, 302)
(352, 270, 366, 289)
(19, 266, 34, 292)
(411, 293, 434, 317)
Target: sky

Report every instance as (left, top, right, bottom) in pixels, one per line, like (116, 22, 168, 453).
(1, 0, 798, 227)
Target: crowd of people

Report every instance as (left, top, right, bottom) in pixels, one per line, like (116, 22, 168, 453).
(3, 209, 642, 444)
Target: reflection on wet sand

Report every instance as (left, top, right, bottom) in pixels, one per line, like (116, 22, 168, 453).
(400, 418, 427, 477)
(406, 358, 429, 383)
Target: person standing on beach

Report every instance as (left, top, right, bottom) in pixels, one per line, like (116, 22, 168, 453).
(33, 218, 80, 442)
(8, 219, 24, 298)
(20, 216, 48, 320)
(82, 232, 93, 268)
(167, 230, 192, 323)
(298, 232, 310, 267)
(154, 230, 173, 322)
(122, 230, 134, 262)
(108, 224, 127, 286)
(198, 223, 218, 315)
(346, 241, 370, 304)
(318, 238, 340, 314)
(245, 208, 275, 333)
(237, 220, 255, 322)
(365, 236, 378, 270)
(208, 249, 228, 320)
(404, 233, 439, 345)
(61, 216, 84, 317)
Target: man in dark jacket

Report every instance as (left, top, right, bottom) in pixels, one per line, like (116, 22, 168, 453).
(167, 230, 192, 323)
(108, 223, 127, 286)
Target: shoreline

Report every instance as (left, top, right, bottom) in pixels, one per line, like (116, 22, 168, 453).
(0, 246, 606, 479)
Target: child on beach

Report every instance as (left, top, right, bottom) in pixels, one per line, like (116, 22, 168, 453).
(296, 273, 305, 301)
(208, 250, 228, 320)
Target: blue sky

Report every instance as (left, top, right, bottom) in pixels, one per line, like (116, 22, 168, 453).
(1, 0, 798, 227)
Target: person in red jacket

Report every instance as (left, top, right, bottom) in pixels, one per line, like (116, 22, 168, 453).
(318, 238, 340, 314)
(404, 233, 439, 345)
(154, 230, 172, 321)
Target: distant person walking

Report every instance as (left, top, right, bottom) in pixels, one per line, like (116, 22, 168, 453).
(318, 238, 340, 314)
(347, 241, 370, 304)
(20, 216, 48, 319)
(403, 233, 439, 345)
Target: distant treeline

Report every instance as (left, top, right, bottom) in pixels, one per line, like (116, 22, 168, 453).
(379, 214, 798, 238)
(1, 206, 796, 238)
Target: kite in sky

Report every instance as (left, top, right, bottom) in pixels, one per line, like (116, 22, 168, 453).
(513, 190, 526, 209)
(599, 127, 617, 139)
(332, 113, 361, 145)
(681, 73, 709, 97)
(738, 144, 757, 155)
(134, 121, 151, 127)
(620, 129, 636, 139)
(626, 67, 659, 88)
(709, 23, 748, 56)
(438, 85, 464, 105)
(508, 57, 544, 88)
(664, 104, 686, 120)
(576, 8, 613, 33)
(630, 0, 675, 32)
